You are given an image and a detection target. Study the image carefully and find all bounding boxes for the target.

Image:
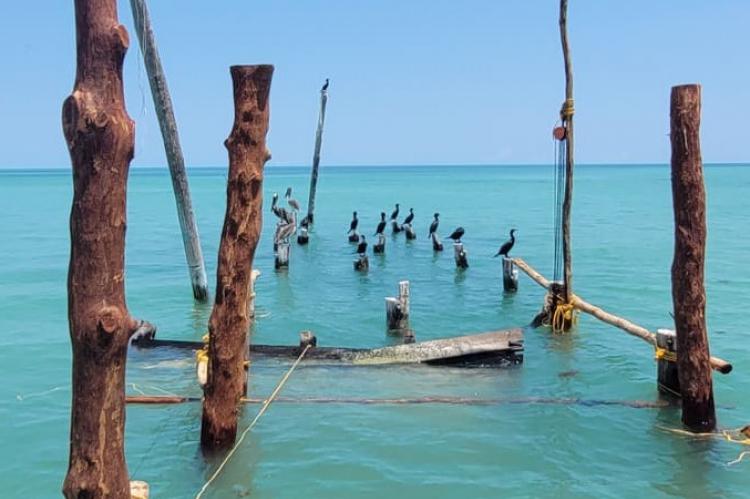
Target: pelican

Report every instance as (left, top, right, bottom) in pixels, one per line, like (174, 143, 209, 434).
(494, 229, 517, 257)
(447, 227, 465, 243)
(403, 208, 414, 226)
(348, 211, 359, 234)
(374, 212, 387, 235)
(285, 187, 300, 212)
(428, 213, 440, 237)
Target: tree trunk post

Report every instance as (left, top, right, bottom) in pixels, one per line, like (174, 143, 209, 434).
(129, 0, 209, 301)
(559, 0, 575, 305)
(502, 256, 519, 293)
(201, 65, 273, 452)
(62, 1, 140, 496)
(306, 86, 328, 225)
(669, 83, 716, 432)
(454, 242, 469, 269)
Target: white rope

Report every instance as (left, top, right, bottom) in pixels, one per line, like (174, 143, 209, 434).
(195, 345, 311, 499)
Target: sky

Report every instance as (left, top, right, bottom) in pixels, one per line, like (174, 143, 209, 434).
(0, 1, 748, 167)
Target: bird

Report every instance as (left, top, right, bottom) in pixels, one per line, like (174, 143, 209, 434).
(348, 211, 359, 234)
(322, 78, 329, 92)
(390, 203, 400, 221)
(428, 213, 440, 237)
(403, 208, 414, 226)
(494, 229, 517, 257)
(447, 227, 465, 242)
(374, 212, 387, 235)
(356, 235, 367, 254)
(285, 187, 300, 212)
(271, 193, 291, 222)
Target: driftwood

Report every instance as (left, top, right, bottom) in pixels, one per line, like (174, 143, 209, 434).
(62, 1, 139, 496)
(512, 257, 732, 374)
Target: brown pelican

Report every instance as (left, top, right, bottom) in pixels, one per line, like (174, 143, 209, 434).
(494, 229, 517, 257)
(285, 187, 300, 212)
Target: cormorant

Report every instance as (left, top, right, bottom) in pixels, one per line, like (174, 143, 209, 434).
(494, 229, 517, 257)
(447, 227, 465, 242)
(322, 78, 329, 92)
(374, 212, 387, 235)
(356, 235, 367, 254)
(428, 213, 440, 236)
(348, 211, 359, 234)
(390, 203, 400, 221)
(403, 208, 414, 226)
(285, 187, 300, 211)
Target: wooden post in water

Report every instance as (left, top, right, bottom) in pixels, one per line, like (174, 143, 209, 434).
(559, 0, 575, 305)
(454, 243, 469, 269)
(62, 1, 140, 495)
(656, 329, 680, 396)
(129, 0, 209, 301)
(201, 65, 273, 452)
(306, 82, 329, 225)
(669, 84, 716, 432)
(502, 257, 518, 293)
(385, 281, 411, 332)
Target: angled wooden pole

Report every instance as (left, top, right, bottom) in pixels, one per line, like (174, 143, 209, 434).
(306, 82, 329, 224)
(62, 0, 140, 496)
(670, 84, 716, 432)
(201, 65, 273, 452)
(129, 0, 209, 301)
(559, 0, 575, 303)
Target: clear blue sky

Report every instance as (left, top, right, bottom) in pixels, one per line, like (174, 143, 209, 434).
(1, 1, 747, 167)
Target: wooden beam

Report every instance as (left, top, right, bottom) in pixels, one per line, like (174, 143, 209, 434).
(559, 0, 575, 303)
(62, 1, 140, 496)
(306, 84, 329, 224)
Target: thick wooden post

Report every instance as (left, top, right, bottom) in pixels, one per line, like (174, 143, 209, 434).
(502, 257, 519, 293)
(129, 0, 209, 301)
(201, 65, 273, 452)
(656, 329, 680, 396)
(669, 84, 716, 432)
(306, 85, 329, 224)
(559, 0, 574, 304)
(61, 1, 140, 496)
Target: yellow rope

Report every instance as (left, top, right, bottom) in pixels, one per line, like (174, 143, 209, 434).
(657, 425, 750, 466)
(654, 347, 677, 363)
(560, 98, 575, 120)
(195, 344, 311, 499)
(551, 302, 577, 333)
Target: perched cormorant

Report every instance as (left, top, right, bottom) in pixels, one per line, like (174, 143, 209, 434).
(447, 227, 465, 242)
(403, 208, 414, 226)
(348, 211, 359, 234)
(390, 203, 400, 221)
(322, 78, 329, 92)
(374, 212, 387, 235)
(494, 229, 517, 257)
(428, 213, 440, 236)
(356, 235, 367, 254)
(285, 187, 300, 211)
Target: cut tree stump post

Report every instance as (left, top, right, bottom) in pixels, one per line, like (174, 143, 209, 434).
(386, 281, 410, 332)
(669, 83, 716, 432)
(61, 1, 141, 496)
(431, 233, 444, 251)
(656, 329, 680, 396)
(306, 84, 328, 225)
(354, 254, 369, 271)
(454, 242, 469, 269)
(373, 233, 386, 254)
(201, 65, 273, 452)
(403, 223, 416, 240)
(502, 256, 519, 293)
(129, 0, 209, 301)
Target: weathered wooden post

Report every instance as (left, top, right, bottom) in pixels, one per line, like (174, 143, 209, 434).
(403, 223, 417, 240)
(431, 233, 444, 251)
(385, 281, 410, 332)
(655, 328, 680, 396)
(306, 81, 329, 224)
(669, 83, 716, 432)
(62, 1, 140, 496)
(248, 269, 261, 318)
(129, 0, 209, 301)
(502, 257, 518, 292)
(373, 233, 386, 254)
(454, 243, 469, 269)
(201, 65, 273, 452)
(275, 243, 290, 269)
(354, 254, 369, 271)
(559, 0, 575, 306)
(274, 211, 295, 269)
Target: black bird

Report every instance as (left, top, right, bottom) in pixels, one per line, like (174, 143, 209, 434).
(322, 78, 329, 92)
(374, 212, 387, 235)
(403, 208, 414, 226)
(356, 235, 367, 254)
(428, 213, 440, 236)
(390, 203, 400, 221)
(348, 211, 359, 234)
(494, 229, 517, 257)
(447, 227, 465, 242)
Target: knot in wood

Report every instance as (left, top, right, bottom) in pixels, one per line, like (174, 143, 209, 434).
(97, 305, 123, 335)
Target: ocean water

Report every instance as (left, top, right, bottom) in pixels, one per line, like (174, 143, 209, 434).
(1, 164, 748, 498)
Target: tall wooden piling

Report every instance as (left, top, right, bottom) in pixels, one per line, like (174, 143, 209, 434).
(129, 0, 209, 301)
(201, 65, 273, 452)
(386, 281, 410, 332)
(669, 84, 716, 432)
(559, 0, 575, 304)
(306, 83, 329, 224)
(62, 1, 140, 495)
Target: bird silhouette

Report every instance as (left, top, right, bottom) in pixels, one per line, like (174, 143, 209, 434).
(348, 211, 359, 234)
(374, 212, 387, 235)
(494, 229, 517, 257)
(390, 203, 400, 221)
(428, 213, 440, 236)
(322, 78, 329, 92)
(403, 208, 414, 226)
(448, 227, 465, 242)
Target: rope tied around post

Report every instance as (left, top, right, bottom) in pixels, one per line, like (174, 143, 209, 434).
(654, 346, 677, 363)
(551, 301, 577, 334)
(560, 98, 575, 121)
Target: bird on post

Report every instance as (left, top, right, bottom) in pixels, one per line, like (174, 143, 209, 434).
(347, 211, 359, 234)
(285, 187, 300, 212)
(356, 235, 368, 255)
(322, 78, 329, 92)
(428, 213, 440, 237)
(403, 208, 414, 226)
(493, 229, 517, 257)
(374, 212, 387, 235)
(447, 227, 465, 243)
(390, 203, 400, 221)
(271, 193, 291, 223)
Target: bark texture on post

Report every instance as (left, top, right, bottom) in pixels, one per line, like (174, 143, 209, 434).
(129, 0, 209, 301)
(62, 1, 139, 496)
(306, 87, 328, 224)
(201, 65, 273, 452)
(559, 0, 575, 304)
(670, 84, 716, 432)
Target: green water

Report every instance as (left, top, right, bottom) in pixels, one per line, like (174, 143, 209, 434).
(1, 165, 748, 498)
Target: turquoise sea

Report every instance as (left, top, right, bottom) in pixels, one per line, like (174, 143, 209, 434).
(1, 164, 748, 498)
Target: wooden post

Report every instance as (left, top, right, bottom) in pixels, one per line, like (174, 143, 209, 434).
(248, 269, 260, 318)
(297, 226, 309, 245)
(404, 223, 417, 240)
(306, 85, 328, 224)
(454, 243, 469, 269)
(502, 256, 518, 293)
(62, 1, 140, 496)
(129, 0, 209, 301)
(348, 230, 360, 243)
(201, 65, 273, 452)
(299, 330, 317, 348)
(669, 84, 716, 432)
(386, 281, 410, 332)
(431, 233, 444, 251)
(354, 254, 369, 271)
(559, 0, 575, 304)
(656, 329, 680, 396)
(275, 242, 290, 269)
(373, 233, 386, 254)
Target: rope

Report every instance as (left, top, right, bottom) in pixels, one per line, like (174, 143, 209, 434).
(560, 98, 575, 121)
(551, 301, 577, 334)
(195, 344, 311, 499)
(654, 347, 677, 363)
